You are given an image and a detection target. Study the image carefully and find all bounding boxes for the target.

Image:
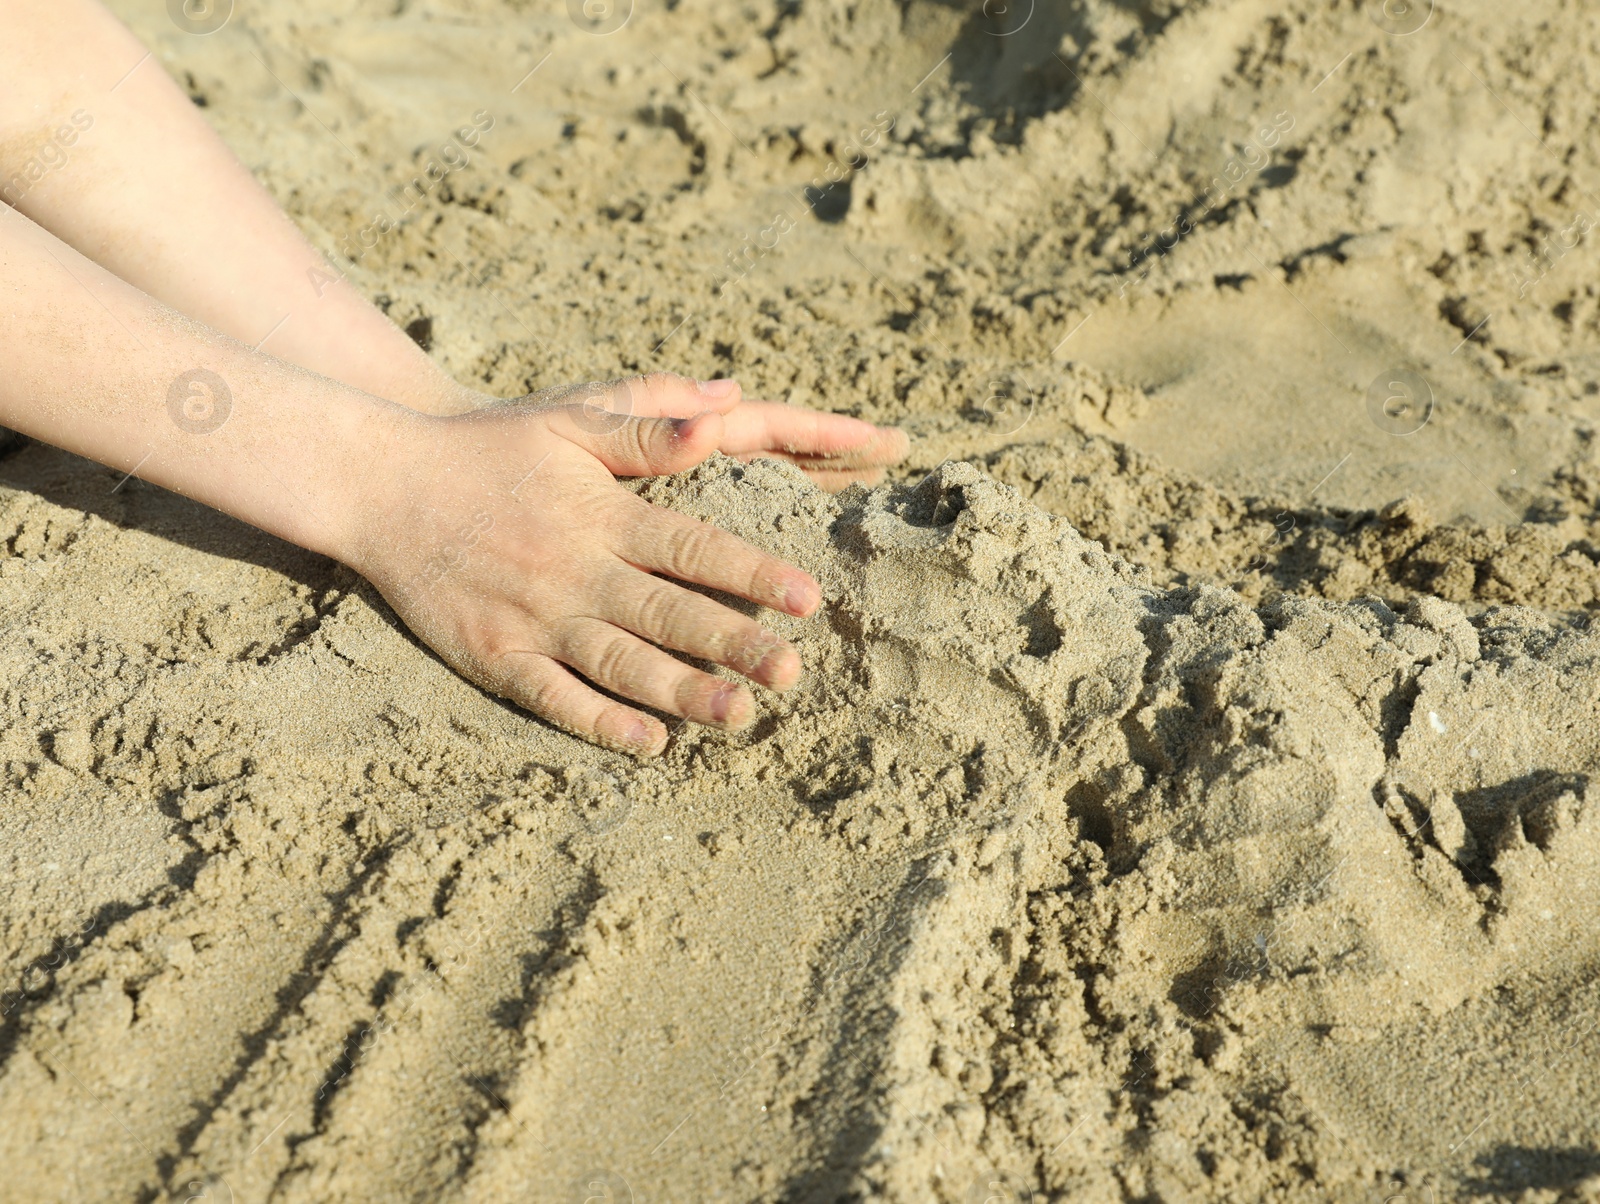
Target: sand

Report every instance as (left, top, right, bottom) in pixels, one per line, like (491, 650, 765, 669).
(4, 0, 1600, 1200)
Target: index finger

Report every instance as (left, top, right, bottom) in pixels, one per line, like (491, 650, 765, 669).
(719, 401, 909, 464)
(615, 497, 821, 617)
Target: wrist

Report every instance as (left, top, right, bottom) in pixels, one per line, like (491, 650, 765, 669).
(354, 349, 486, 417)
(155, 365, 431, 571)
(321, 403, 438, 575)
(405, 377, 489, 417)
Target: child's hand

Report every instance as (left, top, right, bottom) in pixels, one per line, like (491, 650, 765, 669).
(349, 374, 843, 755)
(3, 3, 916, 756)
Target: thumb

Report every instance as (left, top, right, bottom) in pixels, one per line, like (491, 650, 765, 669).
(558, 409, 726, 477)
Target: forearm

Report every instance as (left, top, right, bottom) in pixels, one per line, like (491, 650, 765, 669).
(0, 0, 476, 416)
(0, 204, 409, 562)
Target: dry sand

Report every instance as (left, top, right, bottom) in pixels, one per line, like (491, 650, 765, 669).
(4, 0, 1600, 1200)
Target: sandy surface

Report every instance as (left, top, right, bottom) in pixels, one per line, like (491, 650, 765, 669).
(5, 0, 1600, 1200)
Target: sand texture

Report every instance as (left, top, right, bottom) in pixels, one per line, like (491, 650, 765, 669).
(5, 0, 1600, 1200)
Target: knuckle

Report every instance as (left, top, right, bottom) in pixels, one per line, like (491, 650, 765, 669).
(628, 419, 655, 461)
(473, 633, 523, 682)
(592, 633, 636, 686)
(520, 673, 568, 720)
(746, 557, 781, 601)
(663, 521, 720, 578)
(473, 638, 556, 706)
(636, 585, 685, 636)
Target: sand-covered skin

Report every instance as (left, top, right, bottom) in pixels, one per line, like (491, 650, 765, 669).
(5, 0, 1600, 1201)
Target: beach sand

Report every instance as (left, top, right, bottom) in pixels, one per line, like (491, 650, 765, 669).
(4, 0, 1600, 1200)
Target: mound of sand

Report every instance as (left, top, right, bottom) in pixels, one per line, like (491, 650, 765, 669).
(6, 0, 1600, 1200)
(5, 450, 1599, 1200)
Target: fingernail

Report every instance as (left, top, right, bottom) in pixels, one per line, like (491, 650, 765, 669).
(709, 683, 740, 724)
(698, 378, 738, 398)
(784, 576, 821, 616)
(627, 717, 659, 750)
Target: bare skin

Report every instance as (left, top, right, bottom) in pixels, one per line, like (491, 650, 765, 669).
(0, 0, 909, 753)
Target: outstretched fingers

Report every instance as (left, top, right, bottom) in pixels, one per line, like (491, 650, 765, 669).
(618, 499, 821, 618)
(600, 565, 802, 690)
(562, 618, 757, 729)
(493, 650, 669, 755)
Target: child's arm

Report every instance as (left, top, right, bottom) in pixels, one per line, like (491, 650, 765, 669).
(0, 205, 819, 754)
(0, 0, 907, 486)
(0, 0, 464, 416)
